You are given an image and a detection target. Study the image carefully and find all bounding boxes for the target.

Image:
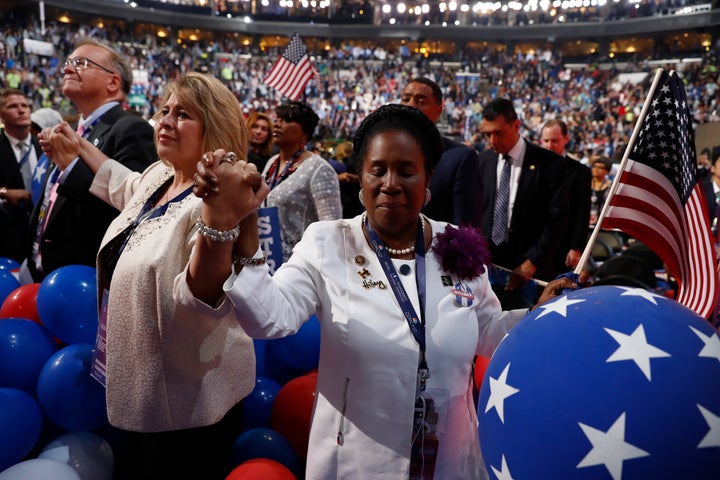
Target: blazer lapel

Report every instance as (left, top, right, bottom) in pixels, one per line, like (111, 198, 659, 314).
(86, 117, 112, 150)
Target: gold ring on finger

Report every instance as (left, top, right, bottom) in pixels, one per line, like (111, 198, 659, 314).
(220, 152, 237, 166)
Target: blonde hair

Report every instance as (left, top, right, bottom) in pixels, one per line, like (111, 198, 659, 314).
(154, 72, 247, 162)
(334, 141, 353, 162)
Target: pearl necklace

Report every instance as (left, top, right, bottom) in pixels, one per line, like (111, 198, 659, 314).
(386, 245, 415, 255)
(363, 213, 427, 256)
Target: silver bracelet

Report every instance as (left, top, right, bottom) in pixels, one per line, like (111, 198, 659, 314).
(195, 218, 241, 242)
(233, 253, 267, 267)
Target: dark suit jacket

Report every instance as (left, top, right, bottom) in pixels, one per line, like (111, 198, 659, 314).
(28, 105, 156, 281)
(422, 137, 482, 227)
(478, 140, 568, 281)
(248, 151, 269, 173)
(554, 155, 592, 273)
(0, 132, 41, 261)
(703, 178, 718, 230)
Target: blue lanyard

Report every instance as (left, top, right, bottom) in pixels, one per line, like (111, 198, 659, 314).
(266, 149, 303, 191)
(364, 214, 430, 388)
(109, 178, 194, 266)
(78, 116, 103, 138)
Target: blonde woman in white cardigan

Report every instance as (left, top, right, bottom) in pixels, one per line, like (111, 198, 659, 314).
(41, 72, 256, 479)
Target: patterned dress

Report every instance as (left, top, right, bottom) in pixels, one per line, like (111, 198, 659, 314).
(262, 153, 342, 261)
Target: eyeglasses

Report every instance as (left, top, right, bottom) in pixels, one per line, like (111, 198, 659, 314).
(64, 56, 116, 75)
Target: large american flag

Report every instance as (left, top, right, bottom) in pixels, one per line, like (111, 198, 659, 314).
(601, 69, 718, 319)
(264, 32, 317, 101)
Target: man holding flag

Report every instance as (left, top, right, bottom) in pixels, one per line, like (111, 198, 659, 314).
(579, 69, 719, 320)
(264, 32, 318, 101)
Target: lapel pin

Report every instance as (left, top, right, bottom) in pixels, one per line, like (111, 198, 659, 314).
(452, 282, 475, 307)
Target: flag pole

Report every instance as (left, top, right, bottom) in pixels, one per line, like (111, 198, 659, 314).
(574, 67, 665, 275)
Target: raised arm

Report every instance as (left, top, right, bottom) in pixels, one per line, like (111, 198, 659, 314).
(41, 122, 111, 173)
(187, 150, 269, 305)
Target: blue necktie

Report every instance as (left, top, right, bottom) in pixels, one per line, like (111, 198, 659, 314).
(18, 141, 32, 189)
(491, 154, 512, 246)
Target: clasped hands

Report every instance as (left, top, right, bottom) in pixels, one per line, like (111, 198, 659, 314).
(38, 122, 81, 170)
(194, 150, 269, 229)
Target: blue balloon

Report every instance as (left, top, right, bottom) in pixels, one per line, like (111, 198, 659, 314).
(0, 388, 43, 472)
(266, 314, 320, 375)
(241, 376, 282, 431)
(37, 343, 108, 432)
(0, 318, 57, 396)
(36, 265, 98, 345)
(230, 428, 299, 475)
(0, 269, 20, 306)
(0, 257, 20, 271)
(478, 286, 720, 480)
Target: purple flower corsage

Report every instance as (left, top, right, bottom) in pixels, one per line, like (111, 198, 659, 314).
(432, 224, 491, 281)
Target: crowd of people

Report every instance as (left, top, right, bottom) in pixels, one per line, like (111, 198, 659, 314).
(1, 9, 719, 479)
(2, 15, 719, 165)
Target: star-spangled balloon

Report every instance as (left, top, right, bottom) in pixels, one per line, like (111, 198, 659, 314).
(479, 286, 720, 480)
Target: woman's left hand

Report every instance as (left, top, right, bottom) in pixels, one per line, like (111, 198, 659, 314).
(533, 276, 578, 308)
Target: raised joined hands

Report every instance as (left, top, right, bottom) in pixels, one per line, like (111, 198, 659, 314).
(39, 122, 81, 170)
(194, 149, 269, 229)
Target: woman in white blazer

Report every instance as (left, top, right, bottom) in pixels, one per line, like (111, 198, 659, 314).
(192, 104, 573, 479)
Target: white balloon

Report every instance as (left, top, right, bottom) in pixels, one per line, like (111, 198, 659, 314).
(0, 458, 81, 480)
(38, 432, 113, 480)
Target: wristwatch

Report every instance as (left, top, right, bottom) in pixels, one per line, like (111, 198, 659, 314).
(0, 187, 7, 200)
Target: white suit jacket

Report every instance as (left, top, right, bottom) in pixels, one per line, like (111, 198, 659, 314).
(91, 160, 255, 432)
(225, 215, 526, 479)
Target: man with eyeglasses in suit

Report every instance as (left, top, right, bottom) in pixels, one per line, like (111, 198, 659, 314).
(25, 38, 155, 282)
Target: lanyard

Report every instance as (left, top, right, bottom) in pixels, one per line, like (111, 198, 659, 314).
(364, 214, 430, 389)
(106, 178, 194, 270)
(77, 116, 103, 138)
(266, 149, 304, 191)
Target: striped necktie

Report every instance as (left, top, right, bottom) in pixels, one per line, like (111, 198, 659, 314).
(18, 141, 33, 189)
(491, 154, 512, 246)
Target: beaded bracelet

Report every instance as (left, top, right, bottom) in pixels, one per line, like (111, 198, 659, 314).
(233, 253, 267, 267)
(195, 218, 241, 242)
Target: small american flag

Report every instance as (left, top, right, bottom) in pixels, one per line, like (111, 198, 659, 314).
(601, 69, 718, 319)
(264, 33, 317, 101)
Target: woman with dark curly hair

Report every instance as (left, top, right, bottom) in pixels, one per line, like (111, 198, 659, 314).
(261, 101, 341, 261)
(192, 104, 572, 479)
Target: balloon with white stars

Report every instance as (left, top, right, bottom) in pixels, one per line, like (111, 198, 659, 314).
(478, 286, 720, 480)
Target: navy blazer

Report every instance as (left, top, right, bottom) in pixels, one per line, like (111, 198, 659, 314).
(702, 178, 718, 231)
(554, 155, 592, 272)
(422, 136, 482, 227)
(0, 132, 40, 261)
(28, 105, 156, 280)
(478, 140, 568, 281)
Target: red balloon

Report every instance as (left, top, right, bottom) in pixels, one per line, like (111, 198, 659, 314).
(226, 458, 296, 480)
(473, 356, 491, 392)
(271, 372, 317, 459)
(0, 283, 41, 325)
